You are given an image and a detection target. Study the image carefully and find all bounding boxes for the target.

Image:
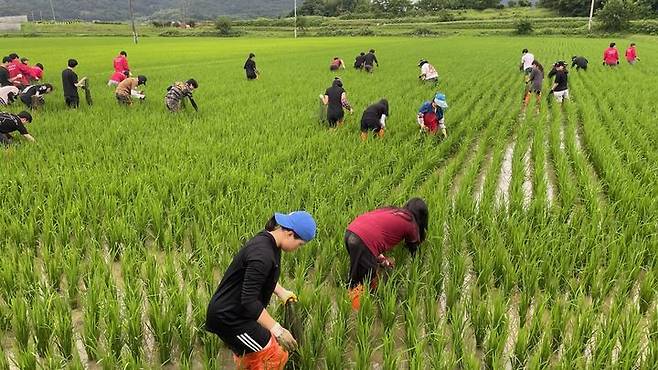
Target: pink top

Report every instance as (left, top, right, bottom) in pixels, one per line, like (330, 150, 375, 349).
(604, 47, 619, 64)
(347, 208, 420, 257)
(625, 47, 637, 62)
(113, 55, 130, 73)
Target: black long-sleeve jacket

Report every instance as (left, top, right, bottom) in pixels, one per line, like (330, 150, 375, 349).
(206, 231, 281, 332)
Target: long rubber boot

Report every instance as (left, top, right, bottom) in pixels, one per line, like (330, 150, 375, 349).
(348, 285, 364, 310)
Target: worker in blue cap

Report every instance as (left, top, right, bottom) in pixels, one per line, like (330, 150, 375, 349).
(416, 92, 448, 139)
(206, 211, 316, 370)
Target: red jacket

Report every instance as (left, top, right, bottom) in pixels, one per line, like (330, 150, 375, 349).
(113, 55, 130, 73)
(625, 47, 637, 62)
(30, 66, 43, 81)
(603, 47, 619, 64)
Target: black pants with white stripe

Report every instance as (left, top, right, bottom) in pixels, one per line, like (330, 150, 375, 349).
(207, 320, 271, 356)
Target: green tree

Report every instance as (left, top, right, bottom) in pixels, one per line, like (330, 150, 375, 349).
(215, 16, 232, 34)
(299, 0, 327, 15)
(597, 0, 638, 31)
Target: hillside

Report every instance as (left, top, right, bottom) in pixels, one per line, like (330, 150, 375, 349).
(0, 0, 292, 20)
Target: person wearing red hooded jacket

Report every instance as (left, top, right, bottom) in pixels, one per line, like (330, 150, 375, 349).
(603, 42, 619, 66)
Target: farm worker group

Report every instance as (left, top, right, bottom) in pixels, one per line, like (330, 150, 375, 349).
(352, 49, 378, 72)
(204, 197, 429, 369)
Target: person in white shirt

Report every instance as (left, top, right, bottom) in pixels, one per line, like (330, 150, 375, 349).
(0, 86, 19, 106)
(520, 49, 535, 74)
(418, 59, 439, 84)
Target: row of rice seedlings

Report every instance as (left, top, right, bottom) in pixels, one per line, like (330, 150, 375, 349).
(324, 290, 350, 369)
(296, 289, 330, 369)
(547, 100, 578, 213)
(0, 343, 8, 370)
(483, 289, 508, 369)
(507, 111, 533, 213)
(354, 289, 374, 370)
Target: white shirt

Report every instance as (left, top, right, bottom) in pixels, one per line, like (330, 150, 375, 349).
(0, 86, 19, 105)
(521, 53, 534, 70)
(421, 63, 438, 80)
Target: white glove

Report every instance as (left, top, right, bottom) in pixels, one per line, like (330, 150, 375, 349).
(271, 322, 297, 351)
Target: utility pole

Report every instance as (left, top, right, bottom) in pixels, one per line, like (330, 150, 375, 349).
(294, 0, 297, 38)
(49, 0, 56, 21)
(588, 0, 596, 32)
(129, 0, 139, 44)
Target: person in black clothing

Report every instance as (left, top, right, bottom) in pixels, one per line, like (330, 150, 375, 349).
(571, 56, 588, 71)
(20, 83, 54, 109)
(0, 111, 35, 146)
(61, 59, 86, 108)
(244, 53, 259, 80)
(364, 49, 379, 73)
(322, 77, 353, 128)
(0, 57, 12, 87)
(206, 211, 316, 369)
(354, 52, 366, 70)
(549, 61, 569, 103)
(360, 99, 389, 141)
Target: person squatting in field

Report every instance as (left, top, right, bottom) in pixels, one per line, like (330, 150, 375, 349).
(61, 59, 87, 109)
(521, 60, 544, 114)
(363, 49, 379, 73)
(571, 56, 588, 71)
(625, 43, 639, 65)
(0, 111, 35, 146)
(418, 59, 439, 84)
(345, 198, 429, 310)
(115, 75, 147, 105)
(548, 61, 569, 103)
(20, 83, 54, 110)
(0, 86, 19, 106)
(206, 211, 317, 370)
(165, 79, 199, 112)
(322, 77, 353, 128)
(354, 52, 366, 70)
(244, 53, 259, 80)
(603, 42, 620, 66)
(329, 57, 346, 71)
(417, 92, 448, 138)
(360, 99, 389, 141)
(108, 51, 131, 87)
(7, 53, 33, 88)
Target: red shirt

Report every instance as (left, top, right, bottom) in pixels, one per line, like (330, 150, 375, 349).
(625, 47, 637, 61)
(109, 71, 127, 82)
(113, 55, 130, 73)
(30, 66, 43, 81)
(603, 47, 619, 64)
(423, 112, 439, 132)
(347, 208, 420, 256)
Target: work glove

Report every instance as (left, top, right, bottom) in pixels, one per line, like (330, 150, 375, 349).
(377, 254, 395, 269)
(271, 323, 298, 351)
(278, 289, 297, 304)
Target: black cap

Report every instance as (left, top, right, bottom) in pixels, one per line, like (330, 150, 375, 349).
(522, 48, 528, 54)
(555, 60, 566, 67)
(68, 59, 78, 68)
(186, 78, 198, 88)
(137, 75, 147, 85)
(18, 111, 33, 123)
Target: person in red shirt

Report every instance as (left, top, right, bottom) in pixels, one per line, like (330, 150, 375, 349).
(7, 54, 32, 88)
(329, 57, 345, 71)
(625, 43, 639, 65)
(108, 51, 131, 86)
(603, 42, 619, 66)
(345, 198, 429, 310)
(30, 63, 44, 82)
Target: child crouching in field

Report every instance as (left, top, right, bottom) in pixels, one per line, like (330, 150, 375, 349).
(115, 75, 147, 105)
(165, 79, 198, 112)
(417, 92, 448, 139)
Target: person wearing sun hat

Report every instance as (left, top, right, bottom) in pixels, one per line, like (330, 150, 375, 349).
(345, 198, 429, 310)
(418, 59, 439, 84)
(206, 211, 316, 370)
(417, 92, 448, 138)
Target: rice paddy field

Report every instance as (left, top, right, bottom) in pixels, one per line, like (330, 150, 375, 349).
(1, 36, 657, 369)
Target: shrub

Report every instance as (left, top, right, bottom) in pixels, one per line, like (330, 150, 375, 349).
(514, 18, 534, 34)
(215, 16, 233, 35)
(410, 27, 435, 36)
(597, 0, 637, 32)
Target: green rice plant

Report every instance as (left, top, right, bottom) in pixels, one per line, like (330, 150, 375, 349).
(405, 291, 425, 370)
(0, 343, 9, 370)
(54, 295, 74, 361)
(512, 324, 529, 370)
(590, 311, 617, 368)
(104, 287, 123, 359)
(200, 330, 221, 369)
(123, 277, 144, 360)
(32, 290, 55, 357)
(549, 295, 566, 352)
(468, 287, 489, 349)
(639, 269, 655, 315)
(449, 303, 467, 368)
(13, 344, 37, 370)
(324, 290, 350, 369)
(446, 250, 466, 316)
(11, 294, 30, 351)
(41, 244, 64, 292)
(483, 290, 508, 369)
(643, 307, 658, 369)
(381, 328, 399, 370)
(617, 305, 642, 369)
(297, 290, 330, 369)
(354, 289, 374, 370)
(148, 288, 175, 366)
(176, 285, 195, 366)
(64, 245, 83, 308)
(82, 273, 103, 361)
(0, 301, 10, 332)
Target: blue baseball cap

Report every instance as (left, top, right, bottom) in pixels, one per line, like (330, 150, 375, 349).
(274, 211, 317, 242)
(433, 92, 448, 108)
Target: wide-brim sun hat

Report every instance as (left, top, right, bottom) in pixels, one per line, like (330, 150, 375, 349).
(433, 92, 448, 108)
(274, 211, 317, 242)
